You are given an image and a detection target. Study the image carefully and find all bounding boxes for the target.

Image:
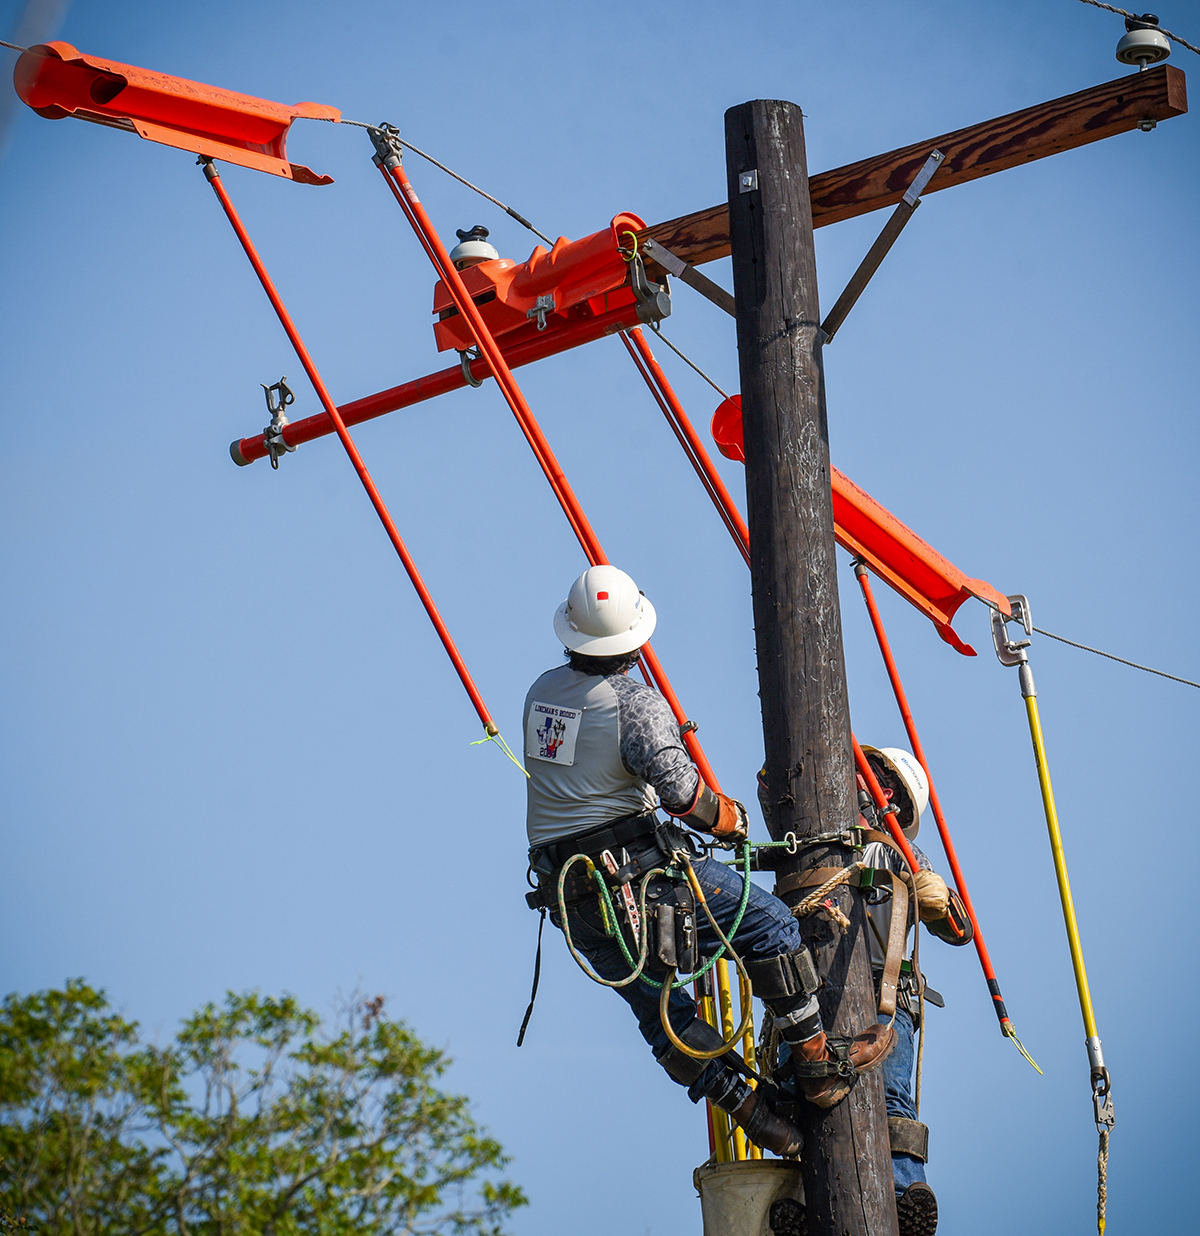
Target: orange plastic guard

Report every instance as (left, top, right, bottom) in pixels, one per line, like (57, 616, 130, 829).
(13, 42, 339, 184)
(433, 213, 645, 352)
(711, 396, 1011, 655)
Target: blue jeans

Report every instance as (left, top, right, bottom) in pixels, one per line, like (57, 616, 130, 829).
(553, 853, 803, 1099)
(880, 1008, 927, 1194)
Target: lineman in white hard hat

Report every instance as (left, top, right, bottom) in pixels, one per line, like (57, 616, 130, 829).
(858, 745, 974, 1236)
(522, 566, 894, 1158)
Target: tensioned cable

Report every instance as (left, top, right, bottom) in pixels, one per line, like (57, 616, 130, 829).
(1032, 625, 1200, 689)
(1, 39, 28, 52)
(1074, 0, 1200, 56)
(313, 116, 554, 245)
(649, 324, 731, 401)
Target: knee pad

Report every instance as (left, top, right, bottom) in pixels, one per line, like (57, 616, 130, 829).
(743, 946, 820, 1005)
(658, 1017, 729, 1086)
(888, 1117, 929, 1163)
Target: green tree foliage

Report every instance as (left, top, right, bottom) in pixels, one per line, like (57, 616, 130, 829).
(0, 981, 526, 1235)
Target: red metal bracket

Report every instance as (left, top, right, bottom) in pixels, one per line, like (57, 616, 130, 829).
(14, 42, 339, 184)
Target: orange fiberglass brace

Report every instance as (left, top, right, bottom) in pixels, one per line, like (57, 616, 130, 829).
(367, 128, 723, 793)
(624, 335, 1028, 1041)
(13, 41, 339, 183)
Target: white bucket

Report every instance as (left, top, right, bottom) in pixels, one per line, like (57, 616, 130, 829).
(693, 1160, 805, 1236)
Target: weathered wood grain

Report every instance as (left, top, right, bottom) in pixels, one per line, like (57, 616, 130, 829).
(649, 66, 1186, 268)
(727, 99, 898, 1236)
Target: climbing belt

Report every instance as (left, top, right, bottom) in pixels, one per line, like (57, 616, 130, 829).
(199, 158, 525, 776)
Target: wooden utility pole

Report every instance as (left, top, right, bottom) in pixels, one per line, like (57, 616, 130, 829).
(725, 100, 897, 1235)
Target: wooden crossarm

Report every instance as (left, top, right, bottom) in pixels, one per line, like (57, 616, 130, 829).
(639, 65, 1187, 268)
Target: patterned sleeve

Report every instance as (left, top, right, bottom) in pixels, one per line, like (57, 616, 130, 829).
(608, 674, 700, 813)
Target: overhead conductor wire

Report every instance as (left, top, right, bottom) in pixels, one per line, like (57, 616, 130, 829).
(1074, 0, 1200, 56)
(197, 157, 524, 775)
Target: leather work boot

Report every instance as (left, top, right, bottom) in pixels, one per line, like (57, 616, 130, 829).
(792, 1023, 896, 1109)
(727, 1087, 804, 1157)
(895, 1182, 938, 1235)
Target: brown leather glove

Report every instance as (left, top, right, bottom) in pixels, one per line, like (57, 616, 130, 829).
(711, 793, 750, 845)
(912, 870, 950, 923)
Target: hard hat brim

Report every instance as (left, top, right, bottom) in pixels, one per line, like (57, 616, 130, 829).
(553, 595, 657, 656)
(860, 743, 923, 841)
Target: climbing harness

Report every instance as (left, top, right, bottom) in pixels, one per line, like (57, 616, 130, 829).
(260, 377, 297, 469)
(197, 157, 525, 774)
(992, 596, 1114, 1234)
(852, 558, 1040, 1070)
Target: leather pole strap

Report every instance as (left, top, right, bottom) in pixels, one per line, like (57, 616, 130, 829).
(774, 858, 911, 1017)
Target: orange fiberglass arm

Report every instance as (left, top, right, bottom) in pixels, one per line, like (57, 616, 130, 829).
(13, 41, 339, 183)
(711, 396, 1010, 656)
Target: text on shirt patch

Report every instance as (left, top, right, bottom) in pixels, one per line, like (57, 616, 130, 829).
(526, 700, 583, 766)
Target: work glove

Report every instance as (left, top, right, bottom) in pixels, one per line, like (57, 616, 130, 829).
(912, 870, 950, 923)
(711, 793, 750, 846)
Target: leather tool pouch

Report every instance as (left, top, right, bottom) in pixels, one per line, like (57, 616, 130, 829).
(647, 877, 698, 974)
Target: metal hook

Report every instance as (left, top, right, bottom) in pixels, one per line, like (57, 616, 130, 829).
(261, 376, 297, 470)
(458, 347, 484, 387)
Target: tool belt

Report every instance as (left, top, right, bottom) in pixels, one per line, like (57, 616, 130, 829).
(526, 811, 699, 908)
(525, 812, 702, 973)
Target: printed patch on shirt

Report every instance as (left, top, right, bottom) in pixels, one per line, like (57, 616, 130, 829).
(526, 700, 582, 766)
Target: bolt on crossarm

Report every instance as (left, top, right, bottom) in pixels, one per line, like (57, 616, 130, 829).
(368, 125, 721, 791)
(199, 158, 514, 759)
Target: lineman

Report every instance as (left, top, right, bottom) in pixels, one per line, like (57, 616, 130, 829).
(858, 746, 974, 1236)
(523, 566, 895, 1156)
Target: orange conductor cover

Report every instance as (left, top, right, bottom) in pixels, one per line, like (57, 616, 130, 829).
(13, 41, 339, 183)
(711, 395, 1010, 655)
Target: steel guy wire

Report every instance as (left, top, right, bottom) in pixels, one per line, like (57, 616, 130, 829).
(1074, 0, 1200, 56)
(649, 323, 731, 401)
(1031, 625, 1200, 689)
(315, 116, 554, 245)
(0, 39, 29, 52)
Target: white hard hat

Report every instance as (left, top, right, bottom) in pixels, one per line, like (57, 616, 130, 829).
(554, 565, 657, 657)
(449, 225, 500, 270)
(861, 745, 929, 840)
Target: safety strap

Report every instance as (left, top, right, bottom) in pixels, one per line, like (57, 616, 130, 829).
(791, 1036, 856, 1080)
(878, 872, 909, 1018)
(774, 865, 866, 897)
(515, 907, 547, 1047)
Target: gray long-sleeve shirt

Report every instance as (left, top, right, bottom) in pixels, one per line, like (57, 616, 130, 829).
(523, 664, 699, 848)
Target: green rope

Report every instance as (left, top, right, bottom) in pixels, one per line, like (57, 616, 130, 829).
(562, 842, 753, 991)
(469, 729, 530, 777)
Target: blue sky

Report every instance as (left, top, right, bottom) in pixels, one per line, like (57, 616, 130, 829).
(2, 1, 1198, 1232)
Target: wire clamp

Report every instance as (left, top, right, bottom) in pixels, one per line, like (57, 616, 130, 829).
(366, 121, 403, 170)
(526, 294, 556, 331)
(458, 346, 484, 387)
(629, 252, 672, 325)
(261, 377, 297, 470)
(990, 594, 1033, 667)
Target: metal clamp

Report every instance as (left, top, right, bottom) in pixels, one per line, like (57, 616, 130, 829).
(990, 594, 1033, 667)
(367, 121, 403, 170)
(458, 346, 484, 387)
(526, 293, 555, 331)
(628, 252, 672, 325)
(261, 377, 297, 470)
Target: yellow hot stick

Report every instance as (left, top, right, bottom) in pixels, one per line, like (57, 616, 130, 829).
(715, 958, 747, 1160)
(737, 964, 762, 1160)
(699, 992, 734, 1162)
(1023, 690, 1098, 1039)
